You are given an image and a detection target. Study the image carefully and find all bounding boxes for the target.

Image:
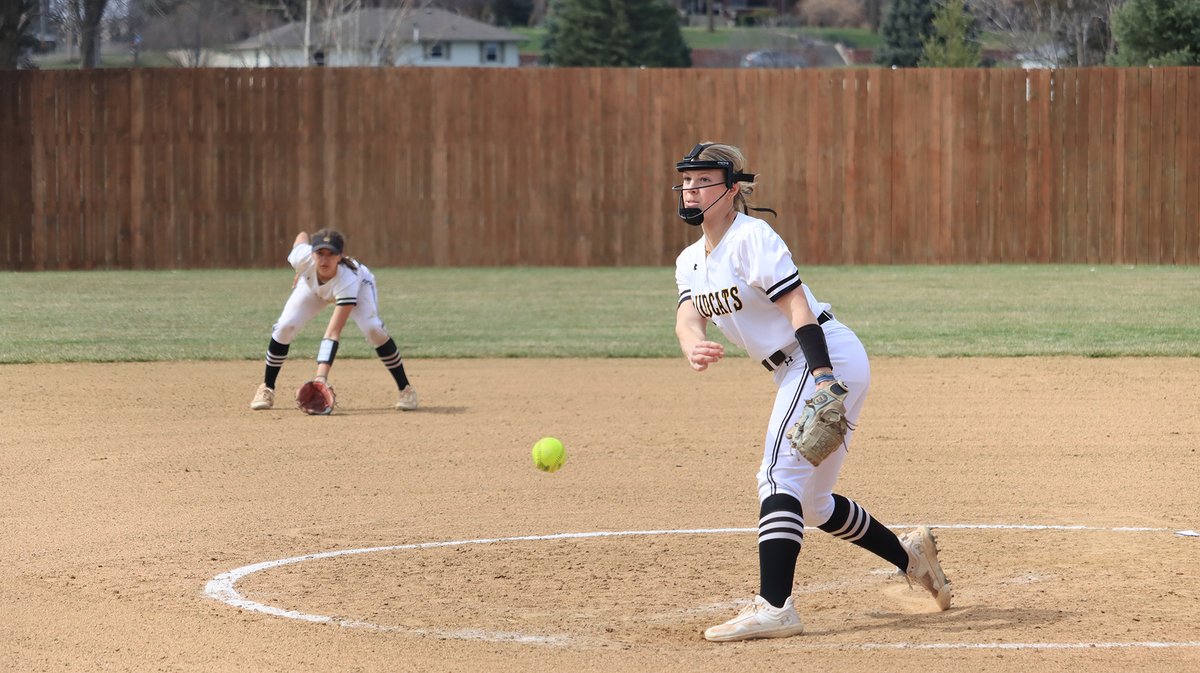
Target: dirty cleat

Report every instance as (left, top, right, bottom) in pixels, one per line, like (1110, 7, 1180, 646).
(394, 385, 419, 411)
(250, 383, 275, 410)
(900, 526, 952, 610)
(704, 595, 805, 642)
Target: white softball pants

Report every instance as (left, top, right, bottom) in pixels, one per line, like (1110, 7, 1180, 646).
(270, 276, 391, 348)
(756, 319, 871, 527)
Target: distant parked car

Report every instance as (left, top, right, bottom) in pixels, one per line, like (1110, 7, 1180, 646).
(740, 49, 809, 68)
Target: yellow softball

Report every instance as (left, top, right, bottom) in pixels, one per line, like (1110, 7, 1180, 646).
(532, 437, 567, 473)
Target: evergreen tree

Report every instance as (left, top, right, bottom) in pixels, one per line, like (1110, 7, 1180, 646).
(919, 0, 981, 66)
(876, 0, 937, 67)
(1111, 0, 1200, 65)
(543, 0, 690, 67)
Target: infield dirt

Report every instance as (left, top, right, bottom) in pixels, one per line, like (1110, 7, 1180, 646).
(4, 357, 1199, 672)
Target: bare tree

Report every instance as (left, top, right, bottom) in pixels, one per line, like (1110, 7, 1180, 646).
(47, 0, 83, 60)
(863, 0, 882, 30)
(528, 0, 547, 24)
(1062, 0, 1118, 65)
(141, 0, 236, 65)
(970, 0, 1055, 63)
(432, 0, 489, 20)
(130, 0, 445, 68)
(968, 0, 1118, 66)
(308, 0, 425, 66)
(79, 0, 109, 66)
(46, 0, 108, 66)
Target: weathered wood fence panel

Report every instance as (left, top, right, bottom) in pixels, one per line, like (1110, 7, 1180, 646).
(1, 67, 1196, 269)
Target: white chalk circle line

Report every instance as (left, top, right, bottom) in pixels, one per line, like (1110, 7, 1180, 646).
(203, 524, 1199, 649)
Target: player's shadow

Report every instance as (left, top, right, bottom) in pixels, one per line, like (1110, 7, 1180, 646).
(412, 405, 468, 415)
(807, 605, 1068, 638)
(333, 406, 468, 415)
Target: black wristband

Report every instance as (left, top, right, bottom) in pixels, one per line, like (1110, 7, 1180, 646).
(316, 338, 339, 365)
(794, 323, 833, 372)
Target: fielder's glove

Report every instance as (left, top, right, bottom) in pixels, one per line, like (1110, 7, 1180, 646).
(296, 379, 336, 415)
(786, 380, 850, 466)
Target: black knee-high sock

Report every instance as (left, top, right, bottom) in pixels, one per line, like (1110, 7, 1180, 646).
(758, 493, 803, 608)
(375, 338, 410, 389)
(264, 339, 289, 389)
(818, 494, 909, 571)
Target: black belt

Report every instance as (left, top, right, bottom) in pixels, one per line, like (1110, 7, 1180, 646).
(761, 311, 834, 372)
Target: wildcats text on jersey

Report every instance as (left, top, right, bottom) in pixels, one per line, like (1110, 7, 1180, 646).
(693, 286, 743, 318)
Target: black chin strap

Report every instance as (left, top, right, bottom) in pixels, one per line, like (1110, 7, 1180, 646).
(677, 188, 776, 226)
(677, 186, 731, 226)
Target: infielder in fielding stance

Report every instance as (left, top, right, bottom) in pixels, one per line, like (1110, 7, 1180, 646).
(249, 229, 418, 412)
(671, 143, 951, 642)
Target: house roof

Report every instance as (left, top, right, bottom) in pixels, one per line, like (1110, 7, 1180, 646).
(232, 7, 526, 51)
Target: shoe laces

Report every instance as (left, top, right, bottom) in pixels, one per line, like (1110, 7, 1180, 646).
(736, 600, 762, 618)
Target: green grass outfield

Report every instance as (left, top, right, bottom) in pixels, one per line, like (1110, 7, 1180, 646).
(0, 265, 1196, 364)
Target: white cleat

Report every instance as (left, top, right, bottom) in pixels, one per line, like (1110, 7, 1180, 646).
(394, 385, 419, 411)
(703, 595, 805, 642)
(900, 526, 952, 610)
(250, 383, 275, 410)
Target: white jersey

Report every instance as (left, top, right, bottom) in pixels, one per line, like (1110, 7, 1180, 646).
(674, 212, 831, 364)
(288, 243, 373, 306)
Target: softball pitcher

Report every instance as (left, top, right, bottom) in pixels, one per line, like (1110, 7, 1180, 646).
(249, 229, 418, 412)
(671, 143, 951, 642)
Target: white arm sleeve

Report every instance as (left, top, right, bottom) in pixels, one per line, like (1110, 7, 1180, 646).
(288, 243, 313, 270)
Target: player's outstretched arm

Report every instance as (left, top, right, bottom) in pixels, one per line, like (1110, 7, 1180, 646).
(676, 301, 724, 372)
(290, 232, 312, 287)
(313, 304, 353, 381)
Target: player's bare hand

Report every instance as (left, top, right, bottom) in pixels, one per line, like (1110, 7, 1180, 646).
(688, 341, 724, 371)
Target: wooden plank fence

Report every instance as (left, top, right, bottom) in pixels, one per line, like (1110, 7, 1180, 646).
(0, 67, 1197, 269)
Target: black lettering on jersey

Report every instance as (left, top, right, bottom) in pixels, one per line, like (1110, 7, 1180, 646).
(693, 286, 742, 319)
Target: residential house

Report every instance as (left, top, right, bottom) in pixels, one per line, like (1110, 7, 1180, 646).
(207, 7, 526, 68)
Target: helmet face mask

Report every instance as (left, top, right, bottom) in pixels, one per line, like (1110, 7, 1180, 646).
(672, 143, 756, 226)
(673, 177, 731, 226)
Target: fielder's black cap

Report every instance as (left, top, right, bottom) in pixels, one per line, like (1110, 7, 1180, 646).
(311, 229, 344, 254)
